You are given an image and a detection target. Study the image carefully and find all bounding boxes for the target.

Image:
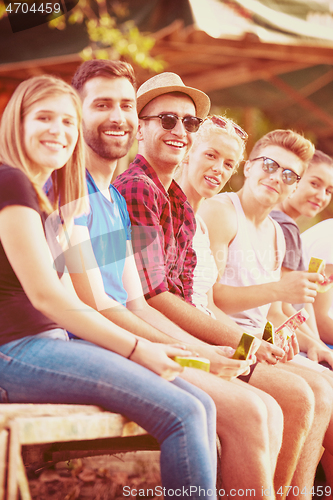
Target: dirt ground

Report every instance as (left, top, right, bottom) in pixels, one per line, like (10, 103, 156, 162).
(26, 452, 328, 499)
(28, 451, 163, 500)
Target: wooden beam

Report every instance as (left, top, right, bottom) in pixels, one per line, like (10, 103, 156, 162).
(181, 61, 310, 92)
(0, 53, 81, 74)
(300, 68, 333, 98)
(269, 75, 333, 130)
(266, 68, 333, 115)
(156, 49, 245, 66)
(153, 37, 333, 65)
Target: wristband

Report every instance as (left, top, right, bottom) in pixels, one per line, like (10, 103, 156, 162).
(128, 338, 139, 359)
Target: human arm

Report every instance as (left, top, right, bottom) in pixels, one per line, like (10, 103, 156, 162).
(280, 301, 321, 341)
(262, 300, 298, 362)
(67, 225, 223, 348)
(302, 303, 320, 338)
(125, 244, 268, 374)
(148, 289, 241, 347)
(206, 279, 285, 365)
(206, 287, 232, 322)
(115, 175, 172, 300)
(211, 295, 286, 364)
(147, 290, 284, 368)
(278, 265, 333, 360)
(67, 225, 190, 344)
(198, 197, 321, 313)
(125, 256, 256, 377)
(0, 205, 191, 380)
(267, 300, 333, 366)
(52, 212, 252, 376)
(279, 264, 321, 340)
(123, 241, 210, 345)
(115, 174, 261, 373)
(296, 330, 333, 369)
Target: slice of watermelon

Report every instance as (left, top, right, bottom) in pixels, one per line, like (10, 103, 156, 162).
(308, 257, 325, 274)
(262, 309, 309, 350)
(276, 308, 309, 335)
(274, 327, 291, 349)
(318, 274, 333, 293)
(262, 321, 274, 343)
(173, 356, 210, 372)
(262, 321, 291, 349)
(307, 257, 333, 292)
(232, 332, 257, 360)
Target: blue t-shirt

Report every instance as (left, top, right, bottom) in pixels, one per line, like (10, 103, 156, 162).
(74, 170, 131, 306)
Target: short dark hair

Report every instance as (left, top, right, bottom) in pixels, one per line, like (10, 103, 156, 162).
(72, 60, 137, 96)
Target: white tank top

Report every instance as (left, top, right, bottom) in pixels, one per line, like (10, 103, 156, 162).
(216, 192, 286, 333)
(192, 214, 218, 318)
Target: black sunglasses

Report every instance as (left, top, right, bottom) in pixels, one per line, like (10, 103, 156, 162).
(208, 115, 248, 140)
(139, 113, 203, 133)
(252, 156, 301, 185)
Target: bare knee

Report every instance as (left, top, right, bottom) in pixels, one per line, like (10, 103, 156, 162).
(217, 391, 269, 445)
(285, 375, 316, 433)
(308, 373, 333, 420)
(263, 393, 284, 443)
(254, 366, 316, 433)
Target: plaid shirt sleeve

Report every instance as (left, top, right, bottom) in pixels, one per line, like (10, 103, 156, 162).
(116, 177, 170, 300)
(180, 244, 196, 303)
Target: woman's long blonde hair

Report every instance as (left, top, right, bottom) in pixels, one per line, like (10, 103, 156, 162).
(0, 75, 87, 218)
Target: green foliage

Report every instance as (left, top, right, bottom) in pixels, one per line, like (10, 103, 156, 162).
(48, 0, 165, 72)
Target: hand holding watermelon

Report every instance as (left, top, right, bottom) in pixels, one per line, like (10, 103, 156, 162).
(308, 257, 333, 293)
(263, 308, 309, 351)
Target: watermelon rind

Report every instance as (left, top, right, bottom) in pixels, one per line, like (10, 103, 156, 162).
(232, 333, 256, 360)
(274, 326, 291, 349)
(262, 321, 274, 343)
(318, 274, 333, 293)
(308, 257, 325, 274)
(275, 308, 309, 335)
(173, 356, 210, 372)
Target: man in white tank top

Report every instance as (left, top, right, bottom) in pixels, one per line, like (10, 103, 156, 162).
(199, 130, 333, 497)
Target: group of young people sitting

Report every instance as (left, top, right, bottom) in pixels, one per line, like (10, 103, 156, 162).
(0, 58, 333, 499)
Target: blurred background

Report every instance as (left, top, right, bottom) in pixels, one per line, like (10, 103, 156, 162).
(1, 0, 333, 228)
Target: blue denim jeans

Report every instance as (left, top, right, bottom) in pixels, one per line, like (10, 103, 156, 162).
(0, 330, 217, 499)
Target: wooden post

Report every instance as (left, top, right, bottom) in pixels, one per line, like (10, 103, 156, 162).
(0, 425, 8, 500)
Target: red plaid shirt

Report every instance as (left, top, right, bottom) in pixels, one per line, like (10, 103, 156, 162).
(114, 155, 197, 302)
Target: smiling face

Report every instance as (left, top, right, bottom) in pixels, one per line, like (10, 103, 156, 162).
(137, 93, 196, 178)
(81, 76, 137, 161)
(286, 162, 333, 218)
(23, 94, 79, 179)
(244, 145, 304, 208)
(181, 129, 242, 208)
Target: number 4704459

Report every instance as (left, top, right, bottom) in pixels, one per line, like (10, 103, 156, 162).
(5, 3, 61, 14)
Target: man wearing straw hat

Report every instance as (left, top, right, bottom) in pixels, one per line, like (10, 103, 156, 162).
(114, 71, 331, 497)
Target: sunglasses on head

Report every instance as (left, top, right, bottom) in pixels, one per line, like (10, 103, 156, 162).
(252, 156, 301, 185)
(208, 115, 248, 141)
(139, 113, 203, 133)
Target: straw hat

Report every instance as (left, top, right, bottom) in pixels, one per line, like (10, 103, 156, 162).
(137, 72, 211, 119)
